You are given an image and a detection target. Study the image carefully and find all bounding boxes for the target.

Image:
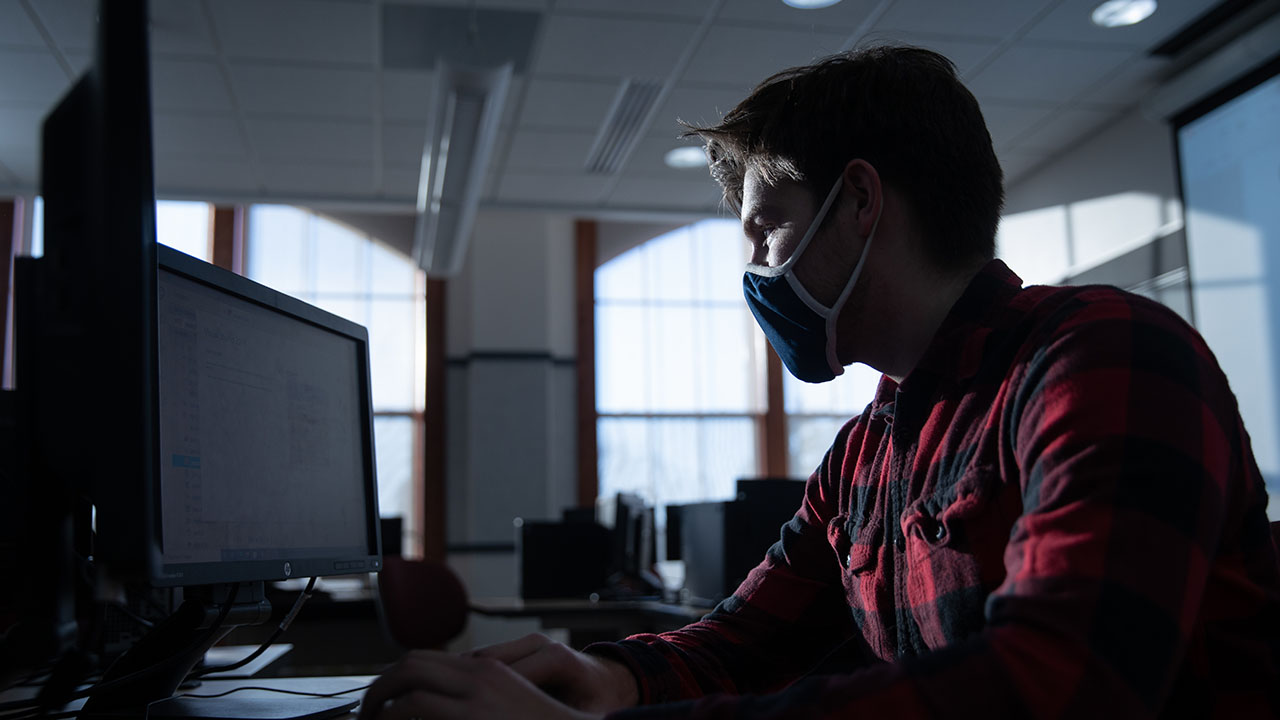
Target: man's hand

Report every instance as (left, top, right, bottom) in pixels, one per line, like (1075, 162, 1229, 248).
(470, 633, 639, 713)
(358, 649, 601, 720)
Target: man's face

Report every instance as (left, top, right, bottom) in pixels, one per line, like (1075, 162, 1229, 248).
(740, 166, 857, 309)
(740, 167, 820, 269)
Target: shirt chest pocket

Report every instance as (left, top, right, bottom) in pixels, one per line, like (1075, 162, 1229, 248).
(899, 463, 1012, 647)
(827, 500, 886, 610)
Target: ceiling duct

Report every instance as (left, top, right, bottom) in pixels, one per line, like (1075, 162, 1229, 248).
(584, 79, 663, 175)
(413, 62, 512, 278)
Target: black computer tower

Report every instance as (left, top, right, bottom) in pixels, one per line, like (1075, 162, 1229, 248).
(676, 479, 805, 605)
(517, 520, 612, 600)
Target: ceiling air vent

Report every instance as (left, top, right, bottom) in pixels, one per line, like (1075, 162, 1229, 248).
(584, 79, 662, 175)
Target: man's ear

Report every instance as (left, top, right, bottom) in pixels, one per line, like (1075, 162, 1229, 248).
(840, 159, 882, 238)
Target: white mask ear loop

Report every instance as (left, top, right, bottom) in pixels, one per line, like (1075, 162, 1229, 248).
(820, 200, 883, 377)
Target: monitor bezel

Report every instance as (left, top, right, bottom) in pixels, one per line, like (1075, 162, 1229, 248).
(153, 243, 382, 587)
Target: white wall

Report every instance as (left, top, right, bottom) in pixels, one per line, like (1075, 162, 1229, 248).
(997, 106, 1182, 286)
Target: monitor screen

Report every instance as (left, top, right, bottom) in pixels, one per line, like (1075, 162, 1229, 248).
(154, 245, 381, 586)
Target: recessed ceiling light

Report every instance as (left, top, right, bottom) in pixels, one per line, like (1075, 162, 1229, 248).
(664, 146, 707, 169)
(1091, 0, 1157, 28)
(782, 0, 843, 9)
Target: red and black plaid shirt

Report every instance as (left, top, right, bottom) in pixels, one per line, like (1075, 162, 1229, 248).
(589, 259, 1280, 719)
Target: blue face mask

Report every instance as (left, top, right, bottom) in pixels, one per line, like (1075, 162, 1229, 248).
(743, 177, 879, 383)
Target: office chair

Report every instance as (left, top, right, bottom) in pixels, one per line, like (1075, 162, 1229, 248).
(377, 557, 469, 650)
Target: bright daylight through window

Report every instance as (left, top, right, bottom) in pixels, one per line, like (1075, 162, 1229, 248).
(247, 206, 427, 555)
(594, 219, 881, 538)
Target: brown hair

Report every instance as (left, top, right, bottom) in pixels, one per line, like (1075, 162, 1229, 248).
(684, 45, 1003, 268)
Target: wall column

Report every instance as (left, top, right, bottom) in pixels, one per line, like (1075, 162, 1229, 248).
(443, 210, 577, 648)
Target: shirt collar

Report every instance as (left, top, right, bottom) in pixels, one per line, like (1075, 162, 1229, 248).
(898, 258, 1024, 391)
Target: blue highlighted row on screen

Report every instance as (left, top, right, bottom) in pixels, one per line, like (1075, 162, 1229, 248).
(172, 454, 202, 469)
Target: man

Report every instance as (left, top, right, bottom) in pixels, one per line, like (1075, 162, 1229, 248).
(360, 46, 1280, 719)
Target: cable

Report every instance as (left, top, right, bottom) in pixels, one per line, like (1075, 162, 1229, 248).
(181, 682, 372, 700)
(0, 706, 82, 720)
(191, 577, 317, 678)
(54, 582, 242, 705)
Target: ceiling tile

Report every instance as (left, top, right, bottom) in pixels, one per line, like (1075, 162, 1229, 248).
(0, 49, 74, 106)
(28, 0, 93, 52)
(967, 42, 1134, 105)
(231, 64, 376, 119)
(1077, 55, 1171, 107)
(608, 176, 722, 211)
(980, 101, 1056, 151)
(716, 0, 882, 29)
(262, 161, 376, 197)
(383, 123, 426, 170)
(999, 149, 1053, 186)
(466, 0, 552, 9)
(381, 4, 541, 72)
(381, 167, 420, 200)
(64, 51, 90, 77)
(875, 0, 1058, 40)
(154, 157, 258, 195)
(858, 31, 999, 78)
(496, 171, 610, 205)
(150, 0, 216, 56)
(655, 85, 747, 135)
(683, 24, 848, 87)
(153, 113, 248, 157)
(504, 129, 599, 172)
(1022, 0, 1217, 50)
(0, 2, 46, 46)
(554, 0, 711, 20)
(533, 14, 699, 80)
(624, 134, 712, 180)
(519, 77, 620, 131)
(0, 153, 36, 187)
(151, 59, 231, 112)
(382, 70, 434, 121)
(209, 0, 374, 65)
(247, 118, 375, 163)
(0, 106, 46, 185)
(1008, 105, 1117, 153)
(0, 159, 21, 187)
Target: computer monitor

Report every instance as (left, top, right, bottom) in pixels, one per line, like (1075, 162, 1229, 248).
(155, 244, 381, 587)
(69, 249, 384, 718)
(601, 493, 662, 599)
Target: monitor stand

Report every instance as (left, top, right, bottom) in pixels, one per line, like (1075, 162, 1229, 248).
(79, 582, 353, 720)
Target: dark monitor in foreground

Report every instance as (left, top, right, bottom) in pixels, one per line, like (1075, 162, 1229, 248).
(7, 3, 380, 716)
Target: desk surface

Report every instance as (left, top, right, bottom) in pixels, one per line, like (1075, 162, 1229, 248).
(470, 596, 714, 649)
(471, 596, 712, 621)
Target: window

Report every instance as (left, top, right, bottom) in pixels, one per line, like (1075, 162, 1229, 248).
(784, 364, 882, 477)
(155, 201, 212, 262)
(594, 220, 882, 534)
(246, 205, 427, 555)
(595, 220, 765, 523)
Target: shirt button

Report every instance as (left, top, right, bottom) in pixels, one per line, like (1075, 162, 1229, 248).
(844, 553, 852, 569)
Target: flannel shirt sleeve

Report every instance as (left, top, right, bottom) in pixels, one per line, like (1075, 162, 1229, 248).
(595, 294, 1259, 719)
